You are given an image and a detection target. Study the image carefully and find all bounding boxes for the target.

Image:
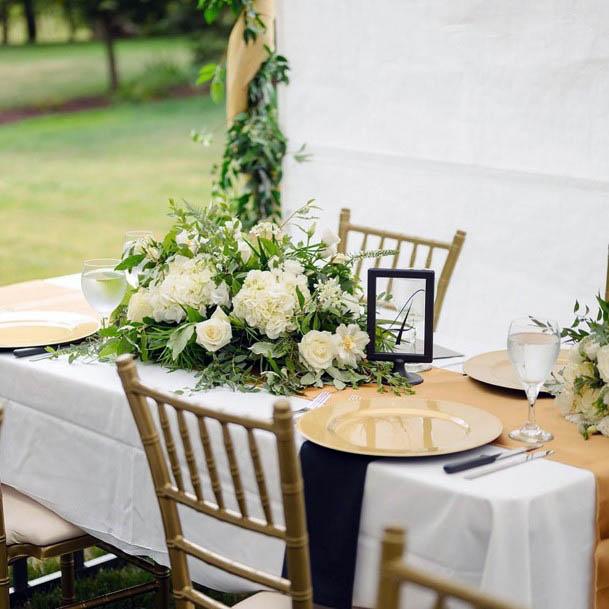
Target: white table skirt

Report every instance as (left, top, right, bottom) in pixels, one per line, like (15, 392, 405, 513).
(0, 277, 597, 609)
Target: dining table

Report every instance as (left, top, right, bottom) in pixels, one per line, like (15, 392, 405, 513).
(0, 274, 603, 609)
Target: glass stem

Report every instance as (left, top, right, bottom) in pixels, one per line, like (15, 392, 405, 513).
(525, 384, 539, 429)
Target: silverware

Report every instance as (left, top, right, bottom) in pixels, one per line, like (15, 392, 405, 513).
(292, 390, 331, 415)
(464, 449, 554, 479)
(28, 352, 55, 362)
(444, 444, 542, 474)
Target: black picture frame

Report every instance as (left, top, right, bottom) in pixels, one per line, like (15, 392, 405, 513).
(367, 268, 435, 383)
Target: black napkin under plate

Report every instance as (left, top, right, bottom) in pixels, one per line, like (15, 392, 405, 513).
(286, 441, 375, 609)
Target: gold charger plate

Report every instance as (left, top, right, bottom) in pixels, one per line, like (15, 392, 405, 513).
(0, 311, 99, 349)
(297, 396, 503, 457)
(463, 349, 569, 393)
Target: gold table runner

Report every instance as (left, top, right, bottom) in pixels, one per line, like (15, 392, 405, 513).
(3, 278, 608, 608)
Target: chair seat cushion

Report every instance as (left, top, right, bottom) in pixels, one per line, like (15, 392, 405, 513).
(3, 485, 84, 547)
(232, 591, 292, 609)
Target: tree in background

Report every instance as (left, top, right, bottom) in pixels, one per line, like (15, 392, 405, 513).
(22, 0, 36, 42)
(75, 0, 174, 91)
(0, 0, 9, 44)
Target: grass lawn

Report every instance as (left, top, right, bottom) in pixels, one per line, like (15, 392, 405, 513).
(0, 95, 225, 286)
(0, 36, 197, 110)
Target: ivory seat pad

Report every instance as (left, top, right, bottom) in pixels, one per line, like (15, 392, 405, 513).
(3, 485, 84, 547)
(232, 592, 292, 609)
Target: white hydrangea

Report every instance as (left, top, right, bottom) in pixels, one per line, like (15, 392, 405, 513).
(233, 264, 310, 339)
(146, 255, 225, 324)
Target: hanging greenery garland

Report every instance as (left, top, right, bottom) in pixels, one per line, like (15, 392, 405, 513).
(196, 0, 289, 227)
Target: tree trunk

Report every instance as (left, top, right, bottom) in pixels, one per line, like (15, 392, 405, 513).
(100, 14, 119, 92)
(64, 0, 76, 42)
(1, 0, 9, 45)
(22, 0, 35, 43)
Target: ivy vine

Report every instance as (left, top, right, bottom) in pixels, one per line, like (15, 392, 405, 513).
(197, 0, 290, 227)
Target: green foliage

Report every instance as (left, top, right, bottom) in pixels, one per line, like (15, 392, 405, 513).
(117, 60, 190, 102)
(196, 1, 291, 226)
(562, 296, 609, 347)
(218, 50, 289, 226)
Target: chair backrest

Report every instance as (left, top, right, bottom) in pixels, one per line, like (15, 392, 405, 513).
(117, 355, 312, 609)
(376, 527, 522, 609)
(338, 207, 466, 329)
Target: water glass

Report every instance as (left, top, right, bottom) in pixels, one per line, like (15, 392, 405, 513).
(507, 317, 561, 443)
(81, 259, 128, 325)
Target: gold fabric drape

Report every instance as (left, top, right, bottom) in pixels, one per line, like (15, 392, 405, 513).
(225, 0, 275, 124)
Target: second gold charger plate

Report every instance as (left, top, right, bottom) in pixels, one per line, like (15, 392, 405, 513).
(464, 349, 570, 393)
(0, 311, 99, 349)
(297, 396, 502, 457)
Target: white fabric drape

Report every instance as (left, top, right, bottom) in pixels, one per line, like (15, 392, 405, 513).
(276, 0, 609, 351)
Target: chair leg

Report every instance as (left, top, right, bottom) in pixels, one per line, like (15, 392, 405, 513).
(11, 558, 28, 605)
(60, 553, 76, 605)
(155, 568, 171, 609)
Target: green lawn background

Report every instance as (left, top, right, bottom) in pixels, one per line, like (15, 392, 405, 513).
(0, 96, 224, 285)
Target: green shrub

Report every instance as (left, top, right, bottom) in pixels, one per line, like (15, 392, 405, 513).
(117, 60, 191, 102)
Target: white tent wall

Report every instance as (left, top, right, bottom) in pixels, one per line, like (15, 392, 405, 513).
(276, 0, 609, 352)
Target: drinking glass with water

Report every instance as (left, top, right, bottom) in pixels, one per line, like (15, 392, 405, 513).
(81, 259, 128, 327)
(507, 316, 561, 443)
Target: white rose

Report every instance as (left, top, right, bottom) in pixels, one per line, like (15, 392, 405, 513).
(320, 228, 341, 258)
(335, 324, 369, 368)
(211, 282, 230, 307)
(596, 345, 609, 383)
(127, 289, 153, 323)
(195, 307, 232, 353)
(299, 330, 337, 371)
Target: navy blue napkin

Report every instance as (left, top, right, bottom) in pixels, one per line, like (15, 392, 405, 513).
(296, 441, 375, 609)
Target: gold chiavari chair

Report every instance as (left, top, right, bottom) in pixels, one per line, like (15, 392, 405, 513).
(117, 354, 313, 609)
(338, 208, 466, 329)
(0, 402, 170, 609)
(375, 527, 523, 609)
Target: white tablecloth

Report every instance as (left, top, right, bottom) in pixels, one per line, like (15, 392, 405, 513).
(0, 277, 597, 609)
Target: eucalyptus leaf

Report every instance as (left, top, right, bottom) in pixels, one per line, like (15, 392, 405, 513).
(167, 324, 196, 360)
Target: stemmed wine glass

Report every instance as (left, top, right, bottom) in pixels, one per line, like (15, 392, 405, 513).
(507, 317, 561, 443)
(123, 230, 153, 288)
(81, 259, 128, 327)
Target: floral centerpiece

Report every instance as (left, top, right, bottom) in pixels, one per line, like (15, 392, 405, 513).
(86, 200, 411, 396)
(556, 296, 609, 438)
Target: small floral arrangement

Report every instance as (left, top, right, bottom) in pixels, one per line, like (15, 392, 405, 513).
(90, 200, 411, 396)
(556, 296, 609, 438)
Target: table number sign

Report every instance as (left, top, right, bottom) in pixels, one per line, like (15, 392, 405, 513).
(366, 268, 435, 385)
